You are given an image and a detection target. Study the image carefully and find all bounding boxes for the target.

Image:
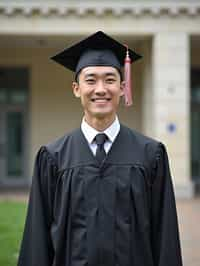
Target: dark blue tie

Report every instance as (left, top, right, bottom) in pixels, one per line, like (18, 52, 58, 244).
(95, 133, 107, 164)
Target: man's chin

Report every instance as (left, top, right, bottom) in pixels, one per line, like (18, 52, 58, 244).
(91, 110, 114, 120)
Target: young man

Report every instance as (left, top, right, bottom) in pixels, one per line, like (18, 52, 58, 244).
(18, 31, 182, 266)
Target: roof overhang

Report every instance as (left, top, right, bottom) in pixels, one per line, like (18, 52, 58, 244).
(0, 1, 200, 17)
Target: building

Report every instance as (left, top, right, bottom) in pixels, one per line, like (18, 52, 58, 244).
(0, 0, 200, 198)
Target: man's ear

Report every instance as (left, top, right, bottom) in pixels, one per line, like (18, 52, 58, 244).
(120, 81, 125, 97)
(72, 82, 81, 98)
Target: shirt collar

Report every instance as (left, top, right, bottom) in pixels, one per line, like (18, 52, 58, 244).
(81, 116, 120, 144)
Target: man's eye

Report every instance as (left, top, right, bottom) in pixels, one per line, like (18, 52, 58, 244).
(106, 79, 116, 84)
(86, 79, 96, 84)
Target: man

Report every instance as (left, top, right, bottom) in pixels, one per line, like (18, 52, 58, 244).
(18, 31, 182, 266)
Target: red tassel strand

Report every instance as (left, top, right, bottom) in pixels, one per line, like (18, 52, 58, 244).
(124, 44, 132, 106)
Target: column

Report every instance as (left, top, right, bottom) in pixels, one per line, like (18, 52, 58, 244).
(151, 32, 193, 198)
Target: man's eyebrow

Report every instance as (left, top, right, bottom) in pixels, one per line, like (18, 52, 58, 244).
(84, 72, 117, 78)
(84, 73, 96, 78)
(105, 72, 117, 77)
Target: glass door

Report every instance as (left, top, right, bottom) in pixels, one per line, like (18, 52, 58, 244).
(0, 67, 29, 186)
(0, 108, 25, 180)
(191, 69, 200, 183)
(6, 110, 24, 178)
(191, 103, 200, 181)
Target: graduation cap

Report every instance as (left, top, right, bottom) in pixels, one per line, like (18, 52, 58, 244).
(51, 31, 142, 106)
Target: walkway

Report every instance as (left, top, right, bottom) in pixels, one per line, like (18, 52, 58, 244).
(177, 197, 200, 266)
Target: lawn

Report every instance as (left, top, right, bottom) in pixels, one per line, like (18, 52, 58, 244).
(0, 201, 27, 266)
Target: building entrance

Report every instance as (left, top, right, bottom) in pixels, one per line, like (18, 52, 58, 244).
(191, 69, 200, 185)
(0, 67, 29, 187)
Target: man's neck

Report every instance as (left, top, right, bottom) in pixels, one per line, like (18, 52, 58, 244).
(84, 115, 116, 132)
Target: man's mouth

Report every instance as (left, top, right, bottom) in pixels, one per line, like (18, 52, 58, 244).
(91, 98, 111, 102)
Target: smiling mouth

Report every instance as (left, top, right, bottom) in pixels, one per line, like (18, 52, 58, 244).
(91, 98, 111, 102)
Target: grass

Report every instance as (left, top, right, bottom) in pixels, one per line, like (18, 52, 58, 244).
(0, 201, 27, 266)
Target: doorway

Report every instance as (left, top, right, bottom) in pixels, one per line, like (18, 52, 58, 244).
(0, 67, 29, 187)
(191, 68, 200, 187)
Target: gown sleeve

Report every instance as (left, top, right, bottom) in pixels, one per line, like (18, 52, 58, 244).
(150, 143, 183, 266)
(18, 146, 58, 266)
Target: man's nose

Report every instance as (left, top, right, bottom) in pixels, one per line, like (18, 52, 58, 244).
(94, 81, 106, 94)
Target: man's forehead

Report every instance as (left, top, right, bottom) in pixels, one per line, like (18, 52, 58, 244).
(80, 66, 119, 76)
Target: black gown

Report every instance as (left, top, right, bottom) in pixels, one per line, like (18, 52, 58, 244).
(18, 125, 182, 266)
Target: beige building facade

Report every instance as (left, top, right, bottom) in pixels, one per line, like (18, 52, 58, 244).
(0, 0, 200, 198)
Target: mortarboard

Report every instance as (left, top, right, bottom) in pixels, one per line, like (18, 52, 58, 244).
(51, 31, 142, 106)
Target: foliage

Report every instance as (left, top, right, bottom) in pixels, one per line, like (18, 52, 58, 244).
(0, 201, 27, 266)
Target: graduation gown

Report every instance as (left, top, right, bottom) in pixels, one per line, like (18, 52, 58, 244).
(18, 125, 182, 266)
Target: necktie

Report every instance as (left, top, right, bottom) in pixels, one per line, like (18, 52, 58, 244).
(95, 133, 107, 164)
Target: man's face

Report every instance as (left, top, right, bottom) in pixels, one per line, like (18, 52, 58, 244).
(72, 66, 124, 123)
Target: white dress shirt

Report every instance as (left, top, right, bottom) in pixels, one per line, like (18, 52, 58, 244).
(81, 116, 120, 156)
